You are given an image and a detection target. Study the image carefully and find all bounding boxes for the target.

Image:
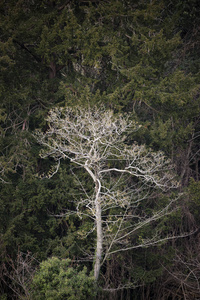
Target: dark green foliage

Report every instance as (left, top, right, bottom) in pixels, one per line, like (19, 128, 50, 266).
(0, 0, 200, 299)
(0, 162, 92, 259)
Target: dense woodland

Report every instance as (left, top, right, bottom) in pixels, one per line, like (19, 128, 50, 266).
(0, 0, 200, 299)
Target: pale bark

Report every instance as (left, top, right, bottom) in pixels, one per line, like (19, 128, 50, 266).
(94, 195, 103, 280)
(84, 164, 103, 280)
(35, 105, 179, 281)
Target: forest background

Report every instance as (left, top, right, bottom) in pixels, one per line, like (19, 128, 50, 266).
(0, 0, 200, 299)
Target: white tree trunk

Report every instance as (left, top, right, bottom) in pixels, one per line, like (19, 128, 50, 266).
(84, 165, 103, 281)
(94, 196, 103, 281)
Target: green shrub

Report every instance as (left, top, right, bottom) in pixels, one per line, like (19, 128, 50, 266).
(32, 257, 96, 300)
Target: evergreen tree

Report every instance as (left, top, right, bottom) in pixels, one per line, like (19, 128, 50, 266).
(0, 0, 200, 298)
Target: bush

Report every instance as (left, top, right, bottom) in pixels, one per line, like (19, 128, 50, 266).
(32, 257, 96, 300)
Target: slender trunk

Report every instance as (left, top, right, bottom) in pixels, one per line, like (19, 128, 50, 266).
(84, 165, 103, 281)
(49, 61, 57, 79)
(94, 194, 103, 280)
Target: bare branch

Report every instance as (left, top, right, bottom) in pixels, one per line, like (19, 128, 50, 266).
(35, 105, 179, 281)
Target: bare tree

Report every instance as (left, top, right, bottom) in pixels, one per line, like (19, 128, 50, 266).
(1, 251, 37, 300)
(35, 106, 179, 281)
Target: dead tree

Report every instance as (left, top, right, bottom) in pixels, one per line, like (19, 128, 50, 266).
(35, 105, 179, 281)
